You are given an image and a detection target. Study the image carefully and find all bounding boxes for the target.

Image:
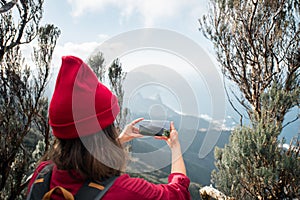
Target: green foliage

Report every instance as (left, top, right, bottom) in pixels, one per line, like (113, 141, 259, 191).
(260, 81, 300, 129)
(212, 84, 300, 199)
(200, 0, 300, 199)
(108, 58, 126, 97)
(199, 0, 300, 123)
(0, 2, 60, 198)
(87, 54, 129, 129)
(108, 58, 128, 129)
(87, 51, 106, 82)
(212, 121, 299, 199)
(0, 0, 44, 61)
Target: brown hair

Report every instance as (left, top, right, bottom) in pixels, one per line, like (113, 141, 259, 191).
(44, 124, 127, 181)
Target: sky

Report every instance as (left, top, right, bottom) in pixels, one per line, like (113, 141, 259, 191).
(37, 0, 299, 141)
(41, 0, 224, 116)
(42, 0, 209, 44)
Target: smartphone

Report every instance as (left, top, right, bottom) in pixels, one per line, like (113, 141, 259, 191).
(138, 120, 170, 137)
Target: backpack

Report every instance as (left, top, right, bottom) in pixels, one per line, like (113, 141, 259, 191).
(27, 165, 118, 200)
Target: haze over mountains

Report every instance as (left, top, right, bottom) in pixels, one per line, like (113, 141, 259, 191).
(126, 91, 231, 185)
(44, 59, 298, 186)
(125, 88, 299, 186)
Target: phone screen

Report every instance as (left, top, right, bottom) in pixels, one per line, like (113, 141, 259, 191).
(138, 120, 170, 137)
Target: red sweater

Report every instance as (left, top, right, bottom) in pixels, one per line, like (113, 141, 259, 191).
(27, 161, 191, 200)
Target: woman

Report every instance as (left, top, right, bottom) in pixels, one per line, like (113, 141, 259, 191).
(27, 55, 190, 200)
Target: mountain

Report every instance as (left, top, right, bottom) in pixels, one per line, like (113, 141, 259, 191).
(127, 91, 212, 130)
(129, 129, 230, 185)
(126, 93, 231, 186)
(126, 155, 203, 200)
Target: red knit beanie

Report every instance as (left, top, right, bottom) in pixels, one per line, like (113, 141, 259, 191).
(49, 56, 120, 139)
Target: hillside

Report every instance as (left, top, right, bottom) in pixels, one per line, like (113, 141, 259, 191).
(130, 129, 230, 185)
(126, 156, 202, 200)
(123, 89, 232, 199)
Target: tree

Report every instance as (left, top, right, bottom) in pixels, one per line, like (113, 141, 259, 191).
(0, 0, 17, 14)
(0, 0, 44, 61)
(87, 53, 129, 130)
(87, 51, 106, 82)
(199, 0, 300, 199)
(0, 1, 60, 198)
(199, 0, 299, 126)
(212, 86, 300, 199)
(108, 58, 128, 129)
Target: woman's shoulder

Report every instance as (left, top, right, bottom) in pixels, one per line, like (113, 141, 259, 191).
(27, 160, 53, 194)
(35, 161, 53, 171)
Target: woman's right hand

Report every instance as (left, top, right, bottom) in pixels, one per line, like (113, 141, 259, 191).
(155, 121, 180, 150)
(155, 121, 186, 175)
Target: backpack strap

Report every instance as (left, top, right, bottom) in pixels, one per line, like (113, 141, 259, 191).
(27, 164, 54, 200)
(95, 176, 118, 199)
(43, 186, 74, 200)
(75, 176, 118, 200)
(27, 164, 118, 200)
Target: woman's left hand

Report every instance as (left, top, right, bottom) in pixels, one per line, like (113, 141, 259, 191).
(118, 118, 144, 144)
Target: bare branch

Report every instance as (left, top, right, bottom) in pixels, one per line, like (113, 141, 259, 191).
(282, 114, 299, 129)
(223, 72, 244, 126)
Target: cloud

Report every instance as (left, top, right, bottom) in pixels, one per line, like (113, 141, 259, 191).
(48, 41, 99, 78)
(97, 34, 109, 41)
(199, 114, 213, 122)
(43, 41, 103, 98)
(54, 41, 100, 61)
(67, 0, 207, 26)
(198, 114, 235, 131)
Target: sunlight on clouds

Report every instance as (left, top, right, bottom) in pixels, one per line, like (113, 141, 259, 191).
(50, 41, 99, 79)
(97, 34, 110, 41)
(199, 114, 213, 122)
(67, 0, 114, 17)
(133, 0, 183, 26)
(50, 40, 126, 74)
(45, 41, 102, 97)
(67, 0, 206, 26)
(54, 41, 100, 60)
